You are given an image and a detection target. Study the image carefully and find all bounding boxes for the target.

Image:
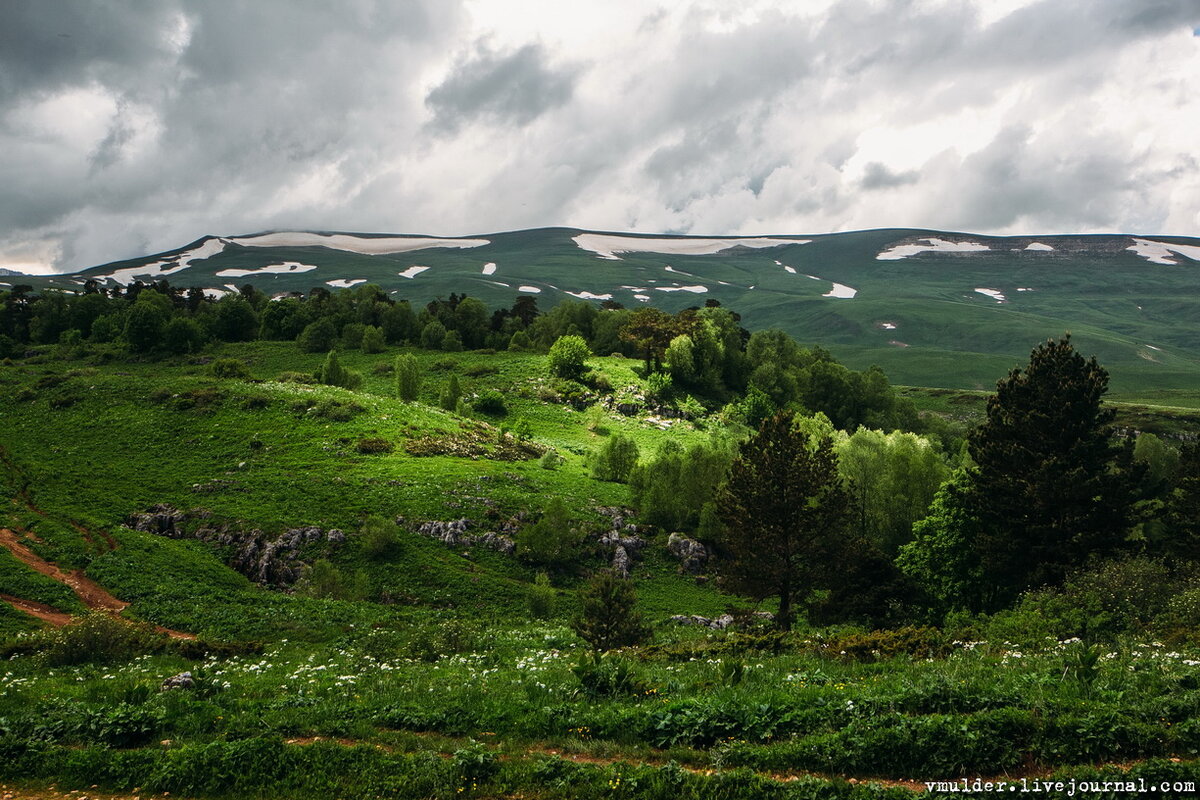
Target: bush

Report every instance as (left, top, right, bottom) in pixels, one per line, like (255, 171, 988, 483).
(316, 350, 363, 390)
(515, 497, 588, 570)
(464, 363, 498, 377)
(297, 318, 337, 353)
(572, 570, 651, 651)
(394, 353, 421, 401)
(361, 325, 386, 353)
(275, 371, 317, 384)
(37, 614, 164, 666)
(548, 335, 591, 379)
(528, 572, 557, 619)
(591, 434, 640, 483)
(539, 450, 565, 470)
(361, 515, 400, 558)
(210, 358, 251, 379)
(356, 437, 394, 454)
(473, 389, 506, 415)
(439, 374, 462, 411)
(441, 330, 464, 352)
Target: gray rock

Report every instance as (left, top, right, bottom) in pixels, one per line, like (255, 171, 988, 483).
(161, 671, 195, 691)
(667, 532, 709, 574)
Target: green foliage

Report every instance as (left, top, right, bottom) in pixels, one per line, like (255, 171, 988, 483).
(716, 412, 851, 630)
(360, 514, 400, 558)
(355, 437, 394, 454)
(472, 388, 506, 415)
(571, 651, 647, 697)
(360, 324, 386, 354)
(420, 319, 447, 350)
(539, 449, 565, 470)
(515, 497, 587, 570)
(896, 472, 984, 618)
(316, 350, 362, 390)
(394, 353, 421, 401)
(965, 335, 1141, 608)
(123, 295, 170, 352)
(162, 317, 205, 354)
(440, 329, 464, 352)
(630, 437, 736, 531)
(297, 318, 337, 353)
(295, 559, 368, 601)
(590, 433, 639, 482)
(439, 373, 462, 411)
(835, 427, 948, 555)
(547, 334, 591, 380)
(527, 572, 557, 619)
(210, 357, 251, 380)
(35, 614, 164, 667)
(572, 569, 651, 651)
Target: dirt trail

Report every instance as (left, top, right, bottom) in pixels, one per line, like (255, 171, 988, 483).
(0, 527, 194, 640)
(0, 594, 73, 626)
(0, 528, 127, 612)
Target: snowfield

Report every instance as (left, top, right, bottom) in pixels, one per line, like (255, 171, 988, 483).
(823, 283, 857, 299)
(216, 262, 317, 278)
(1025, 242, 1055, 251)
(655, 285, 708, 293)
(564, 290, 614, 300)
(573, 233, 811, 260)
(975, 288, 1007, 302)
(481, 263, 497, 275)
(326, 279, 366, 288)
(1126, 238, 1200, 265)
(398, 266, 430, 279)
(229, 232, 490, 254)
(877, 238, 991, 260)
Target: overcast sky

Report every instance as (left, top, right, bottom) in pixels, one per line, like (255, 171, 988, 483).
(2, 0, 1198, 274)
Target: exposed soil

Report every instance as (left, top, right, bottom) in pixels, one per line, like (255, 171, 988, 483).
(0, 527, 194, 640)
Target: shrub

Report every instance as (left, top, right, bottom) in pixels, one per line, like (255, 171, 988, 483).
(210, 358, 251, 379)
(276, 371, 317, 384)
(310, 398, 365, 421)
(572, 652, 647, 697)
(508, 330, 533, 352)
(464, 363, 498, 377)
(528, 572, 557, 619)
(420, 320, 447, 350)
(539, 450, 565, 470)
(163, 317, 205, 354)
(297, 318, 337, 353)
(548, 335, 591, 379)
(591, 433, 640, 483)
(573, 570, 651, 651)
(439, 374, 462, 411)
(361, 325, 386, 353)
(515, 497, 588, 570)
(441, 330, 464, 352)
(37, 613, 164, 666)
(316, 350, 362, 390)
(361, 515, 400, 558)
(473, 389, 506, 415)
(356, 437, 394, 454)
(394, 353, 421, 401)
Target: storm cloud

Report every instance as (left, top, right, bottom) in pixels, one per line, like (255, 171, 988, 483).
(0, 0, 1197, 273)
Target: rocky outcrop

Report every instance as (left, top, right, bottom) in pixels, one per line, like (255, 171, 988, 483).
(595, 507, 646, 577)
(128, 506, 344, 589)
(667, 532, 709, 574)
(668, 612, 774, 630)
(414, 518, 515, 555)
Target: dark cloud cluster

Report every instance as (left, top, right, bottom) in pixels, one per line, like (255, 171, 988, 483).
(0, 0, 1196, 273)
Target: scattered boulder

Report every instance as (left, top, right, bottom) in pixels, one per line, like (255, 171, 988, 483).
(161, 671, 194, 691)
(667, 532, 709, 574)
(415, 518, 514, 555)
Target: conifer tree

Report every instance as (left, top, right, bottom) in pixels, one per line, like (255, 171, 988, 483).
(394, 353, 421, 401)
(572, 570, 650, 651)
(715, 411, 851, 630)
(965, 335, 1140, 608)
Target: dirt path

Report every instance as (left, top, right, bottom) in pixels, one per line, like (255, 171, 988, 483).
(0, 527, 194, 640)
(1, 784, 188, 800)
(0, 594, 73, 626)
(0, 444, 114, 552)
(0, 528, 128, 612)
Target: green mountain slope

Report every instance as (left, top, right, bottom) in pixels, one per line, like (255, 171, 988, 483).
(14, 226, 1200, 391)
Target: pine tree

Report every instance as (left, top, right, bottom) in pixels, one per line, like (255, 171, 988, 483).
(318, 350, 347, 387)
(439, 373, 461, 411)
(572, 570, 650, 651)
(715, 411, 851, 630)
(965, 335, 1140, 608)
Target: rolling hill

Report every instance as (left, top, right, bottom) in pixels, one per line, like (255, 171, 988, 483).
(9, 226, 1200, 393)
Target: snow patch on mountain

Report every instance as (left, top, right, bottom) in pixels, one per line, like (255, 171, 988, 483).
(573, 233, 811, 260)
(877, 238, 991, 260)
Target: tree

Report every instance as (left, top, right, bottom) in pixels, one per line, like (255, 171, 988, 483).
(297, 318, 337, 353)
(123, 295, 171, 352)
(394, 353, 421, 401)
(439, 373, 462, 411)
(163, 317, 205, 354)
(515, 497, 588, 571)
(895, 472, 985, 617)
(317, 350, 361, 390)
(547, 334, 591, 379)
(591, 434, 640, 483)
(420, 320, 447, 350)
(361, 324, 386, 354)
(572, 570, 651, 651)
(715, 411, 851, 630)
(964, 336, 1141, 608)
